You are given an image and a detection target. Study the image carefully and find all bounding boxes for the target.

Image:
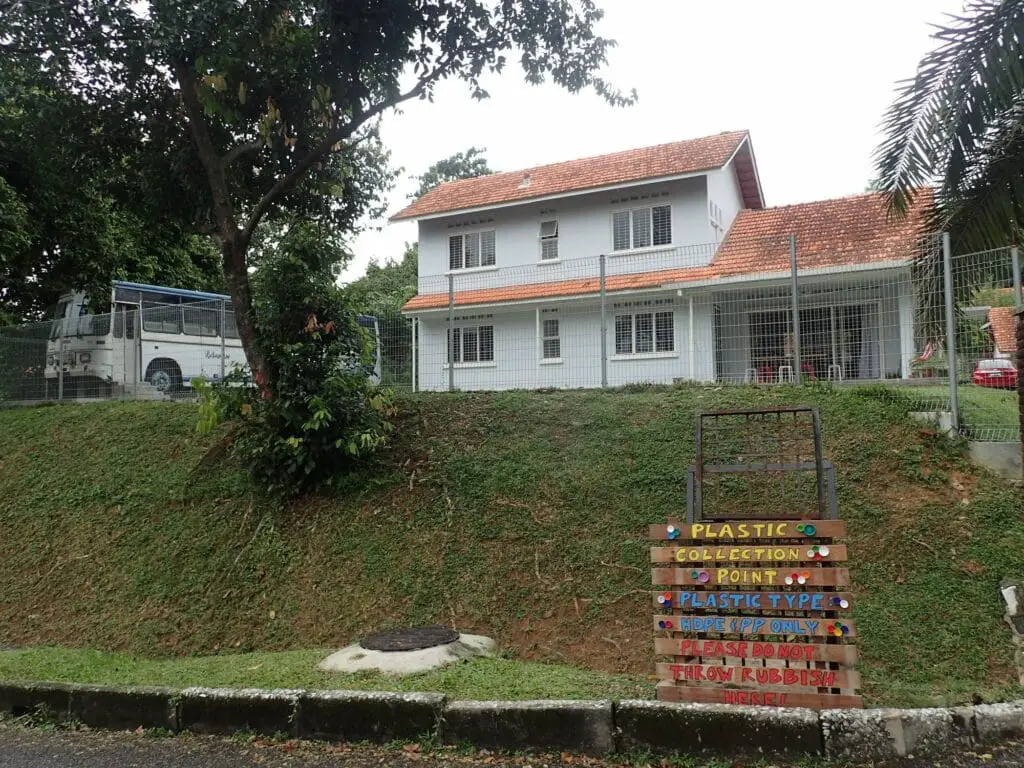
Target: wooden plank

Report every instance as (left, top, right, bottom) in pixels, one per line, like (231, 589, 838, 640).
(653, 566, 851, 588)
(653, 590, 853, 613)
(653, 637, 859, 664)
(652, 544, 848, 563)
(653, 614, 857, 638)
(649, 520, 846, 541)
(657, 681, 864, 709)
(655, 662, 860, 690)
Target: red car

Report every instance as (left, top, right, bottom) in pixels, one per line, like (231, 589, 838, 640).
(972, 358, 1018, 389)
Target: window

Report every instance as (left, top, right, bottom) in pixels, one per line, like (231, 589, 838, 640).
(449, 230, 496, 270)
(448, 325, 494, 363)
(182, 304, 220, 337)
(614, 311, 674, 354)
(612, 204, 671, 251)
(113, 304, 136, 339)
(539, 220, 558, 261)
(142, 299, 182, 334)
(542, 318, 560, 359)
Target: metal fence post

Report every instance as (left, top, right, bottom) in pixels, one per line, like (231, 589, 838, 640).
(1012, 245, 1022, 308)
(447, 273, 455, 393)
(599, 253, 608, 388)
(942, 232, 960, 432)
(57, 325, 65, 402)
(220, 300, 227, 381)
(789, 234, 802, 384)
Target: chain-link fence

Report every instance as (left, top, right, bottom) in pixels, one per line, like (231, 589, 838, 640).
(2, 235, 1021, 442)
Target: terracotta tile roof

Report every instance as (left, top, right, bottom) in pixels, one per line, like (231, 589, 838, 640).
(392, 131, 756, 221)
(401, 191, 932, 312)
(989, 306, 1018, 353)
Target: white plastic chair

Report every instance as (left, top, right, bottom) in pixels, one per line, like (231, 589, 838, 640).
(777, 365, 794, 383)
(827, 364, 843, 381)
(745, 368, 758, 383)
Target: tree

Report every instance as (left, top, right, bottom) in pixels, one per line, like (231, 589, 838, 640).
(0, 57, 222, 322)
(345, 244, 418, 386)
(874, 0, 1024, 251)
(4, 0, 634, 394)
(411, 147, 493, 200)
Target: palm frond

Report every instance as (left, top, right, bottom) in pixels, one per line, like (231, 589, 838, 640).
(874, 0, 1024, 217)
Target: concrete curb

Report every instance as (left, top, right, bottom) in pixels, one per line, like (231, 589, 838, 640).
(441, 700, 614, 755)
(1, 681, 1024, 758)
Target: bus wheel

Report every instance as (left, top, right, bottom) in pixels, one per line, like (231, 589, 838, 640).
(148, 360, 182, 394)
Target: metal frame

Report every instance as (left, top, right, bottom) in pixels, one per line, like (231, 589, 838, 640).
(688, 406, 833, 522)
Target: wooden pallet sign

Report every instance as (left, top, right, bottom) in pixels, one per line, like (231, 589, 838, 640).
(650, 519, 862, 709)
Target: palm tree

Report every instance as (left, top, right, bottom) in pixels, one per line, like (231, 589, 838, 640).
(875, 0, 1024, 251)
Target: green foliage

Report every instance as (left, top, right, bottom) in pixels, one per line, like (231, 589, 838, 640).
(0, 58, 222, 322)
(875, 0, 1024, 250)
(344, 243, 418, 386)
(213, 223, 396, 494)
(3, 0, 632, 381)
(411, 147, 494, 200)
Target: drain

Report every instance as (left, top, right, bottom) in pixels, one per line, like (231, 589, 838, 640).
(359, 624, 459, 652)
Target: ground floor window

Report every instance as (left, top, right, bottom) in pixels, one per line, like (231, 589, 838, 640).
(448, 325, 494, 363)
(542, 318, 560, 359)
(615, 310, 674, 354)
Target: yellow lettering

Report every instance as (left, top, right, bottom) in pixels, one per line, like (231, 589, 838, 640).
(737, 523, 749, 538)
(691, 524, 706, 539)
(775, 522, 789, 537)
(764, 568, 777, 584)
(751, 571, 763, 584)
(719, 524, 733, 539)
(716, 569, 729, 585)
(674, 548, 686, 563)
(752, 523, 765, 537)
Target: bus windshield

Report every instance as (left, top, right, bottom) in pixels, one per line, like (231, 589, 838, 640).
(49, 296, 112, 338)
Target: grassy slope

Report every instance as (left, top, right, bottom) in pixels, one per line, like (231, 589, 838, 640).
(0, 386, 1021, 706)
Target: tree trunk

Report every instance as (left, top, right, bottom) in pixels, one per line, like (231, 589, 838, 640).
(221, 235, 274, 396)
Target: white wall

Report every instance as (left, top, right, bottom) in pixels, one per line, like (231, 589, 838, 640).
(415, 293, 714, 391)
(706, 162, 746, 242)
(415, 177, 712, 295)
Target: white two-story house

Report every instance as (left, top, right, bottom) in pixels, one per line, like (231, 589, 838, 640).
(393, 131, 928, 391)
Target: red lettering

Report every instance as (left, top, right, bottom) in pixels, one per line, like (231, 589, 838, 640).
(741, 668, 753, 682)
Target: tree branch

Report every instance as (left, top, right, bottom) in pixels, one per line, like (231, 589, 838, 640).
(242, 57, 458, 240)
(223, 141, 262, 168)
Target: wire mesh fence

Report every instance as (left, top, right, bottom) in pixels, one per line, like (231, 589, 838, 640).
(2, 234, 1020, 443)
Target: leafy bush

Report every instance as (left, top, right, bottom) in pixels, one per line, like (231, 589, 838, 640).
(198, 223, 395, 495)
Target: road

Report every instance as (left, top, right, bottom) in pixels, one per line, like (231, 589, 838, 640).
(1, 724, 1023, 768)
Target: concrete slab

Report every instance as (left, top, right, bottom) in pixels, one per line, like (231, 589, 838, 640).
(441, 700, 614, 755)
(975, 702, 1024, 744)
(318, 634, 496, 676)
(68, 684, 177, 731)
(295, 690, 444, 743)
(179, 688, 300, 737)
(0, 682, 74, 722)
(969, 442, 1022, 482)
(616, 699, 821, 756)
(822, 707, 964, 760)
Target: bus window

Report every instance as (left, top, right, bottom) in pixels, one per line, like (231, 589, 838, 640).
(182, 305, 220, 337)
(49, 300, 71, 339)
(74, 302, 111, 337)
(223, 309, 239, 339)
(142, 300, 182, 334)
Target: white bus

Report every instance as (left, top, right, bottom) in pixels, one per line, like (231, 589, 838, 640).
(45, 281, 380, 396)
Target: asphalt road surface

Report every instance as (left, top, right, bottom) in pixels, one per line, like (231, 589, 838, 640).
(1, 725, 1023, 768)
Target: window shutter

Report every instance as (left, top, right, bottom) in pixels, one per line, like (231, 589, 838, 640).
(612, 211, 630, 251)
(632, 208, 652, 249)
(449, 235, 463, 270)
(480, 231, 496, 266)
(464, 232, 481, 269)
(652, 205, 672, 246)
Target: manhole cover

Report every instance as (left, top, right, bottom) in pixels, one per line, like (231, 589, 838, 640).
(359, 624, 459, 652)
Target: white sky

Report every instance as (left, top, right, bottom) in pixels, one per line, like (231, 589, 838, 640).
(342, 0, 964, 283)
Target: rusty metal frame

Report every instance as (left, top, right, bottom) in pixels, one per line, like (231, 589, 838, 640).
(688, 406, 833, 522)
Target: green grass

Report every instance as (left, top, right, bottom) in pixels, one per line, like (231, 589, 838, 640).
(0, 387, 1022, 707)
(875, 382, 1019, 441)
(0, 648, 651, 700)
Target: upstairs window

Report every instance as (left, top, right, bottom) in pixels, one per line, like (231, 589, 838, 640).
(539, 220, 558, 261)
(612, 204, 672, 251)
(449, 230, 496, 270)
